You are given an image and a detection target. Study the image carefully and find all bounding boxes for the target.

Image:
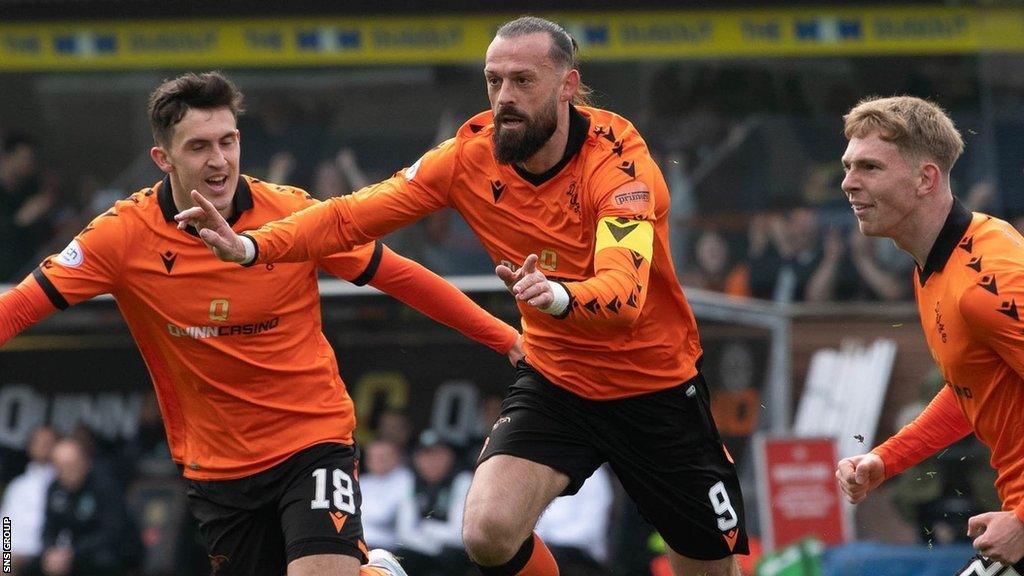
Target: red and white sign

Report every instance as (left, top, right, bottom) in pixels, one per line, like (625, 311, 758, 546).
(754, 435, 851, 551)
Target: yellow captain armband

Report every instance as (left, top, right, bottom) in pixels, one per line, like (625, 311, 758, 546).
(595, 217, 654, 262)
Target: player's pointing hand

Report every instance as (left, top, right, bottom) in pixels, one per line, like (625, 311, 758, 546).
(504, 254, 555, 309)
(175, 190, 248, 264)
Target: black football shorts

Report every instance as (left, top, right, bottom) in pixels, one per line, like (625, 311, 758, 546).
(478, 361, 749, 561)
(186, 442, 366, 576)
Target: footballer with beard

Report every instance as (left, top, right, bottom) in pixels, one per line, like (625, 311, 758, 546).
(178, 17, 749, 576)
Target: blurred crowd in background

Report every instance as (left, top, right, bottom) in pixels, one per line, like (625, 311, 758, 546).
(2, 57, 1024, 298)
(0, 395, 648, 576)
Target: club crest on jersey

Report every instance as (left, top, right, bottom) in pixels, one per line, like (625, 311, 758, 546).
(57, 240, 84, 268)
(564, 180, 580, 214)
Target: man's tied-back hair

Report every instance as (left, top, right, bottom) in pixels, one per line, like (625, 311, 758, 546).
(844, 95, 964, 174)
(148, 71, 245, 146)
(496, 16, 593, 106)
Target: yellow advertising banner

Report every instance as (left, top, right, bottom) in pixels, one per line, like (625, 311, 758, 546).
(0, 8, 1021, 71)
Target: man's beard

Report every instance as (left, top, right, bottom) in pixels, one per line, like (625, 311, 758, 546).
(492, 99, 558, 165)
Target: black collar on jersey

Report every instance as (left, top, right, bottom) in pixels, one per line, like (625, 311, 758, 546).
(158, 175, 254, 232)
(512, 104, 590, 187)
(918, 196, 973, 286)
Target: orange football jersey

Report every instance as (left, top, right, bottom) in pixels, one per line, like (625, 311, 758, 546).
(874, 200, 1024, 520)
(27, 176, 515, 480)
(250, 106, 704, 399)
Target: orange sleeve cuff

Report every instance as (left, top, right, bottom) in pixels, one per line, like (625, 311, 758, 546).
(1014, 503, 1024, 525)
(0, 273, 58, 346)
(368, 247, 517, 354)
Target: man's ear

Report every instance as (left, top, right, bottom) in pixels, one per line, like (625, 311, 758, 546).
(561, 69, 580, 103)
(151, 146, 172, 174)
(917, 162, 942, 198)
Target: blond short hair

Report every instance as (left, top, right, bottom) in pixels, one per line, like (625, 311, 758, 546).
(843, 96, 964, 173)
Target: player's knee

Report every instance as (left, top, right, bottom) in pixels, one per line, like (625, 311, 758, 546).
(462, 514, 522, 565)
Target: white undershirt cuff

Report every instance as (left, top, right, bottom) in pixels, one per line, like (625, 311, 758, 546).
(538, 281, 570, 316)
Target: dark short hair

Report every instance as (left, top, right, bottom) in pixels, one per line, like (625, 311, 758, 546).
(495, 16, 593, 106)
(147, 71, 244, 146)
(496, 16, 578, 70)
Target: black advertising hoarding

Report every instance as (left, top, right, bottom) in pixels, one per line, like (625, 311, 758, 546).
(0, 283, 771, 466)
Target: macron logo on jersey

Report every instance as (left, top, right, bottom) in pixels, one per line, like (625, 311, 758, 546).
(57, 240, 85, 268)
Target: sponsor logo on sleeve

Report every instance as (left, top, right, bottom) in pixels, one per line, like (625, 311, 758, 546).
(57, 240, 84, 268)
(404, 157, 423, 181)
(611, 181, 651, 215)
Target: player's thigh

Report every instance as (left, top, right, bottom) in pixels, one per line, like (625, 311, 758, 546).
(277, 443, 368, 567)
(465, 454, 570, 536)
(186, 480, 286, 576)
(602, 373, 749, 561)
(287, 553, 361, 576)
(476, 362, 606, 499)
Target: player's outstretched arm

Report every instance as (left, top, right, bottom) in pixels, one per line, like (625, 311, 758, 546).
(0, 275, 59, 346)
(365, 247, 520, 358)
(835, 452, 886, 504)
(174, 190, 248, 263)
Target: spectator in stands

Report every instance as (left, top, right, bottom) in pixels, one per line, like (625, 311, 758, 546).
(846, 228, 913, 301)
(678, 228, 750, 297)
(747, 205, 857, 302)
(26, 437, 142, 576)
(238, 95, 324, 190)
(535, 465, 614, 576)
(375, 409, 414, 451)
(361, 438, 414, 551)
(395, 430, 473, 576)
(0, 134, 56, 281)
(0, 426, 57, 573)
(264, 146, 371, 201)
(265, 150, 296, 186)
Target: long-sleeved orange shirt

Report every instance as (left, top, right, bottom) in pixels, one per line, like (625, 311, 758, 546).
(247, 106, 704, 399)
(1, 176, 516, 479)
(874, 200, 1024, 522)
